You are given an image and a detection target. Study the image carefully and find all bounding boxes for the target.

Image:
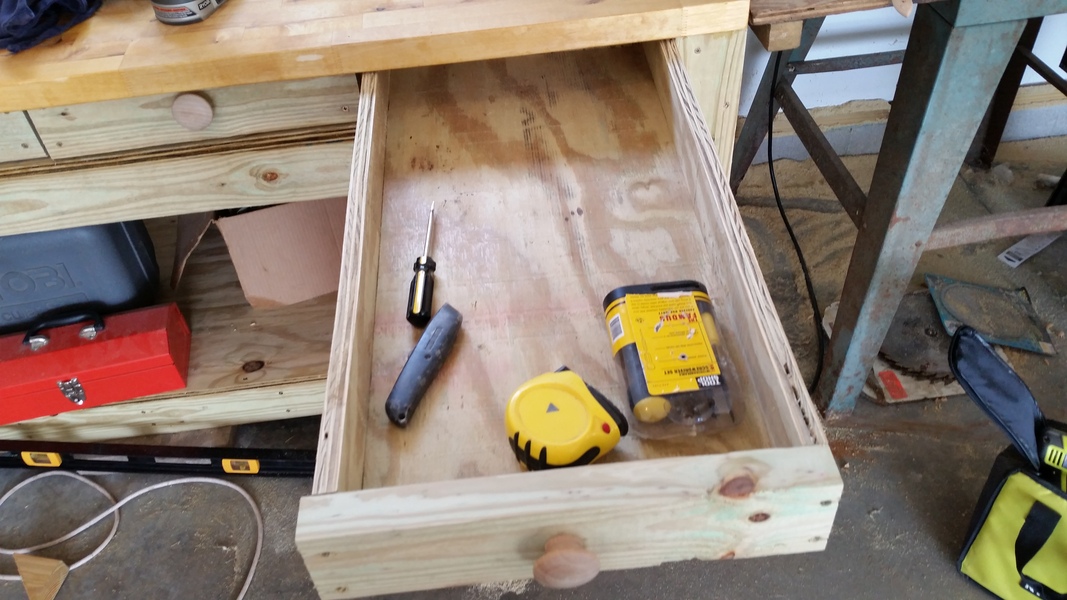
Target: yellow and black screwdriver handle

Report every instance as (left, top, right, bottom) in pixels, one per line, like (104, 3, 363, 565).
(505, 367, 628, 471)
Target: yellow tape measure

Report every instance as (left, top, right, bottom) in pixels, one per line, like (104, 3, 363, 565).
(505, 368, 628, 470)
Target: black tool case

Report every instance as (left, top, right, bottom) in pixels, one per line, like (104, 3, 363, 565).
(0, 222, 159, 335)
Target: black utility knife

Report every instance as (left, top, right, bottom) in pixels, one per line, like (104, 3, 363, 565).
(385, 303, 463, 427)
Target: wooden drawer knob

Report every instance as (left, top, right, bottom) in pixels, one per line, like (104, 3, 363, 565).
(532, 534, 600, 589)
(171, 93, 214, 131)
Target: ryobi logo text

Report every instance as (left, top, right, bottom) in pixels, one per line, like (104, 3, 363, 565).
(0, 265, 75, 301)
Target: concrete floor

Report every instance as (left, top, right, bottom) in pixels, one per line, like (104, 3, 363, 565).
(1, 136, 1064, 600)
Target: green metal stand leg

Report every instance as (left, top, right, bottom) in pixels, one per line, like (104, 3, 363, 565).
(729, 18, 823, 193)
(965, 17, 1044, 169)
(816, 4, 1027, 414)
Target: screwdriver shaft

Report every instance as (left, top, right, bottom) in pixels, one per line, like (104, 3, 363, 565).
(423, 201, 435, 257)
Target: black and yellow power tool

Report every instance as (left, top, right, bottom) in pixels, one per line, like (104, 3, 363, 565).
(505, 368, 628, 471)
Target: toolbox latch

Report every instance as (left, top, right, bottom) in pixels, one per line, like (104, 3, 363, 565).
(56, 378, 86, 405)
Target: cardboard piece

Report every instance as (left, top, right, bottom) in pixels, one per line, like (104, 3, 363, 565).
(172, 199, 346, 308)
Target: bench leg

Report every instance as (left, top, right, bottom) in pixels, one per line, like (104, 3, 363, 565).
(966, 17, 1044, 169)
(729, 17, 823, 193)
(816, 5, 1026, 414)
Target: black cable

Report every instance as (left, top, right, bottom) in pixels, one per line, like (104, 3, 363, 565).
(767, 51, 825, 394)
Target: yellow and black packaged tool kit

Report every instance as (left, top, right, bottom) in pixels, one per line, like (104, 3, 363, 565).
(602, 281, 741, 439)
(951, 326, 1067, 599)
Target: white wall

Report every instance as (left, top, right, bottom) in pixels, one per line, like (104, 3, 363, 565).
(738, 8, 1067, 117)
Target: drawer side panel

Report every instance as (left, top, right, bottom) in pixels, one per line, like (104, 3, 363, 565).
(645, 39, 827, 446)
(312, 72, 389, 495)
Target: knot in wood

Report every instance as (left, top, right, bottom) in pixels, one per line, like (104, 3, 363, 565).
(718, 474, 756, 498)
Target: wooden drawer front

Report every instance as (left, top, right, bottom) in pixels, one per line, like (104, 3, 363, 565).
(0, 112, 47, 162)
(297, 40, 841, 599)
(26, 75, 359, 160)
(0, 140, 353, 237)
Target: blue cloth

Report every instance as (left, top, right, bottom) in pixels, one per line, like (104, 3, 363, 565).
(1, 0, 103, 53)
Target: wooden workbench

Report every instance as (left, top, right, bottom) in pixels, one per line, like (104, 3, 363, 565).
(0, 0, 751, 441)
(0, 0, 747, 112)
(0, 4, 849, 595)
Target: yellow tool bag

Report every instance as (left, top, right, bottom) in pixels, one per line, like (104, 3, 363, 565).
(959, 447, 1067, 599)
(950, 327, 1067, 599)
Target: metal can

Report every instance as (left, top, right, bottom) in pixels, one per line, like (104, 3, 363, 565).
(150, 0, 228, 25)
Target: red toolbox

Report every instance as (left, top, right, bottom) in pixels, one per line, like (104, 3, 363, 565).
(0, 304, 190, 425)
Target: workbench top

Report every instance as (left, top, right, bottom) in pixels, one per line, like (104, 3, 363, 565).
(749, 0, 938, 25)
(0, 0, 747, 112)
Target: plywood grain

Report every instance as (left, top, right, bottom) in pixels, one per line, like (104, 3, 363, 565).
(360, 45, 779, 492)
(0, 0, 748, 112)
(0, 112, 47, 162)
(27, 75, 359, 159)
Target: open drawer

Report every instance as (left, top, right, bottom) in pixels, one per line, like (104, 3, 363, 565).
(295, 40, 842, 599)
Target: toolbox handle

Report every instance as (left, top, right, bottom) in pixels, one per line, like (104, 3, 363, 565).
(22, 312, 106, 346)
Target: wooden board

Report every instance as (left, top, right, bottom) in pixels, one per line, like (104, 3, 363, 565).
(298, 447, 841, 599)
(27, 75, 359, 159)
(13, 555, 68, 600)
(749, 0, 940, 25)
(0, 380, 325, 442)
(297, 41, 839, 599)
(0, 140, 353, 236)
(643, 39, 823, 448)
(0, 112, 47, 162)
(0, 0, 748, 112)
(752, 20, 804, 50)
(312, 71, 389, 495)
(0, 218, 335, 442)
(679, 29, 747, 180)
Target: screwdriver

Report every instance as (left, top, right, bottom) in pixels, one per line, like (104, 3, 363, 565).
(406, 202, 437, 328)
